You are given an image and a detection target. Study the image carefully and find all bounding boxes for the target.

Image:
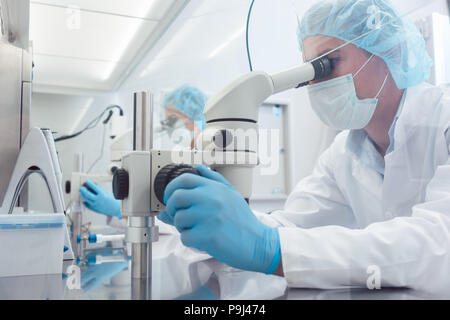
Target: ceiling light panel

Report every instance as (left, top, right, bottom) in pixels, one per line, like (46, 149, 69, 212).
(32, 54, 125, 90)
(30, 3, 158, 63)
(30, 0, 174, 20)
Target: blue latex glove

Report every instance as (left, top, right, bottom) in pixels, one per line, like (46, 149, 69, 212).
(80, 180, 122, 219)
(158, 165, 281, 274)
(81, 260, 128, 292)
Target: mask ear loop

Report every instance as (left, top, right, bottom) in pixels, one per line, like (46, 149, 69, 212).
(375, 74, 389, 99)
(353, 54, 375, 79)
(351, 53, 388, 99)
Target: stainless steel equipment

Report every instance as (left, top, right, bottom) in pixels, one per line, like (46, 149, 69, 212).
(69, 153, 84, 258)
(116, 92, 158, 300)
(0, 0, 31, 209)
(0, 128, 75, 260)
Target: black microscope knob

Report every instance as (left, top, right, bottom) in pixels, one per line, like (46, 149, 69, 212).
(154, 164, 199, 204)
(113, 169, 129, 200)
(65, 181, 71, 194)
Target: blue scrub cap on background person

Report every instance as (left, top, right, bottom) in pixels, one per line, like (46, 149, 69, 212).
(297, 0, 433, 89)
(162, 84, 207, 130)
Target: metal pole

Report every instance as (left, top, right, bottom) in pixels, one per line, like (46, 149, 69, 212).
(72, 153, 84, 257)
(71, 201, 83, 258)
(130, 216, 152, 300)
(130, 92, 154, 300)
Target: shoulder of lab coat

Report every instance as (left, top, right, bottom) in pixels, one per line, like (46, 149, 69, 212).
(266, 130, 357, 229)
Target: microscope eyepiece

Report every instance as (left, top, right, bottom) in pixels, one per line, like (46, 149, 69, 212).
(311, 56, 332, 81)
(295, 56, 333, 89)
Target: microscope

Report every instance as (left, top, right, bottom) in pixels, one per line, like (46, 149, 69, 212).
(112, 57, 332, 299)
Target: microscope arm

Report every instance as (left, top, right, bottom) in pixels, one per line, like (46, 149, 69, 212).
(195, 58, 332, 199)
(204, 58, 331, 123)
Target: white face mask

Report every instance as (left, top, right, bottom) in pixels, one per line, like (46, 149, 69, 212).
(307, 54, 389, 130)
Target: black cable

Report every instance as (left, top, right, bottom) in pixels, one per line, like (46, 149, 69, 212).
(102, 110, 114, 125)
(55, 105, 123, 143)
(246, 0, 256, 72)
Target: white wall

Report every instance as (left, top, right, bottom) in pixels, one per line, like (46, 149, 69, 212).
(396, 0, 449, 21)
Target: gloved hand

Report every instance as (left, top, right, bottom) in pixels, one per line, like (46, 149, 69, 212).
(158, 165, 281, 274)
(81, 260, 128, 292)
(80, 180, 122, 219)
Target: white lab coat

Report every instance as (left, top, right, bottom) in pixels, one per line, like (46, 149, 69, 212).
(257, 82, 450, 291)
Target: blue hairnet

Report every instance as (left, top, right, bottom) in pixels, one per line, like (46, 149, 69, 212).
(297, 0, 432, 89)
(162, 84, 207, 129)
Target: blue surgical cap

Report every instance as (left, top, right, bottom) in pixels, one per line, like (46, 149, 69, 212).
(162, 84, 207, 130)
(297, 0, 433, 89)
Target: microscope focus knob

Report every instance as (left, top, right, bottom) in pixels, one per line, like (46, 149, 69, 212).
(154, 164, 199, 204)
(65, 181, 71, 194)
(113, 168, 129, 200)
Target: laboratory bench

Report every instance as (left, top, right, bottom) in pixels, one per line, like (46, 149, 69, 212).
(0, 233, 448, 300)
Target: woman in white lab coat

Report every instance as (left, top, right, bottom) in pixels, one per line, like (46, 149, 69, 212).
(261, 0, 450, 290)
(159, 0, 450, 292)
(261, 81, 450, 289)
